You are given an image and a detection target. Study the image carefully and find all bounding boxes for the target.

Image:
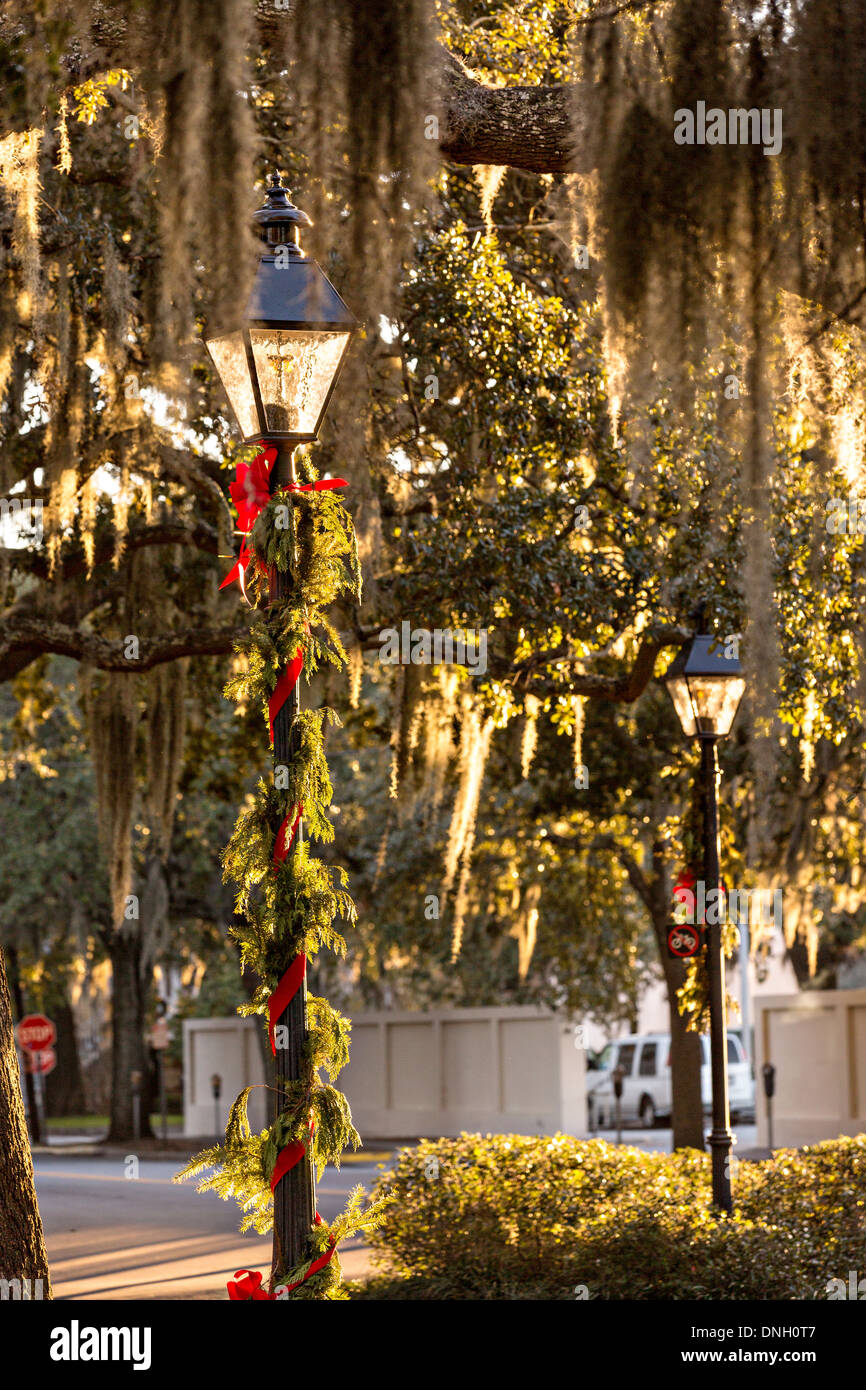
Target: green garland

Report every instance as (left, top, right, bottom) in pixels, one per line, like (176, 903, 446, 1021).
(176, 454, 391, 1298)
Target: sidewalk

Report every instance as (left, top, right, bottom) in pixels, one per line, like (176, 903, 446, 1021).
(33, 1132, 401, 1162)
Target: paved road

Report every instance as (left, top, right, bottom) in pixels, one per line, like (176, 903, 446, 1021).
(590, 1122, 759, 1153)
(34, 1152, 388, 1301)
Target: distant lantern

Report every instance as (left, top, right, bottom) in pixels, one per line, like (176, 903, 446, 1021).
(204, 173, 356, 443)
(663, 630, 745, 739)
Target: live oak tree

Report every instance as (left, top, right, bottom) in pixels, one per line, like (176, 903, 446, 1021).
(356, 191, 866, 1147)
(0, 662, 105, 1119)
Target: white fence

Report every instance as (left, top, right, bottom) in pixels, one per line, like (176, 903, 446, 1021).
(183, 1007, 587, 1140)
(183, 1017, 269, 1137)
(340, 1006, 586, 1139)
(755, 987, 866, 1148)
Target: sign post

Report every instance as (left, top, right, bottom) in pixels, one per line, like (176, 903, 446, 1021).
(762, 1061, 776, 1151)
(149, 1004, 171, 1141)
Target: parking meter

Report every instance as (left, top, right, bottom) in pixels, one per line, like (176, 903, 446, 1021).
(612, 1064, 625, 1144)
(211, 1073, 222, 1138)
(130, 1069, 143, 1141)
(762, 1062, 776, 1150)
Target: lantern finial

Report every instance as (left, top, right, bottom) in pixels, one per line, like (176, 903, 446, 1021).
(253, 175, 313, 248)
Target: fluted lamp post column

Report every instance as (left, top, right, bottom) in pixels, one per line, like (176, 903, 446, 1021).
(663, 613, 745, 1214)
(203, 172, 356, 1274)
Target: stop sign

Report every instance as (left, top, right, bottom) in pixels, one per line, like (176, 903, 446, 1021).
(16, 1015, 56, 1053)
(24, 1047, 56, 1075)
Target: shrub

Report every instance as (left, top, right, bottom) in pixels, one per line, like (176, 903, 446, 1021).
(356, 1132, 866, 1300)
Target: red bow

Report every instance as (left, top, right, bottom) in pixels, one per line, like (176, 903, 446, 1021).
(221, 458, 348, 593)
(227, 1269, 273, 1300)
(219, 534, 253, 595)
(221, 447, 277, 593)
(229, 447, 276, 534)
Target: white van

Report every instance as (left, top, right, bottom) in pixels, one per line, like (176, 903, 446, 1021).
(586, 1030, 754, 1129)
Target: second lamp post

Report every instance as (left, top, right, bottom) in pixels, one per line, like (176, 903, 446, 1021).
(664, 617, 745, 1213)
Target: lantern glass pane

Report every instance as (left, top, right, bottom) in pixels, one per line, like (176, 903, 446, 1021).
(686, 675, 746, 736)
(205, 332, 260, 439)
(249, 329, 348, 435)
(665, 674, 698, 737)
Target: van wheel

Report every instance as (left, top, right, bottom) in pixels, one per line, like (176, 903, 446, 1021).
(640, 1096, 656, 1128)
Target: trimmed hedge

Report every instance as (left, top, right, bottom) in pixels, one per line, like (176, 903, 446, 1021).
(354, 1133, 866, 1300)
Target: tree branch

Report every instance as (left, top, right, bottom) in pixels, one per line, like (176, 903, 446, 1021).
(438, 49, 592, 175)
(0, 617, 250, 676)
(499, 621, 691, 701)
(0, 517, 221, 585)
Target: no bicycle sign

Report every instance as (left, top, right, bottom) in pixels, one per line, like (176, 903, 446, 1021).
(667, 924, 702, 959)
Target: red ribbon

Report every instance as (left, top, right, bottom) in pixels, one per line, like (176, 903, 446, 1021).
(287, 478, 348, 493)
(270, 1140, 307, 1191)
(268, 954, 307, 1056)
(273, 806, 303, 869)
(268, 648, 304, 743)
(280, 1217, 336, 1294)
(227, 1113, 335, 1298)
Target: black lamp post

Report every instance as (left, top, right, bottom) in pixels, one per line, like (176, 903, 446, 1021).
(664, 612, 745, 1214)
(204, 172, 356, 1276)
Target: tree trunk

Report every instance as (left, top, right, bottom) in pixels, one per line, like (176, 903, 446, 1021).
(643, 802, 707, 1151)
(0, 947, 51, 1295)
(106, 925, 154, 1142)
(663, 954, 706, 1152)
(44, 993, 86, 1118)
(5, 944, 41, 1144)
(667, 978, 708, 1150)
